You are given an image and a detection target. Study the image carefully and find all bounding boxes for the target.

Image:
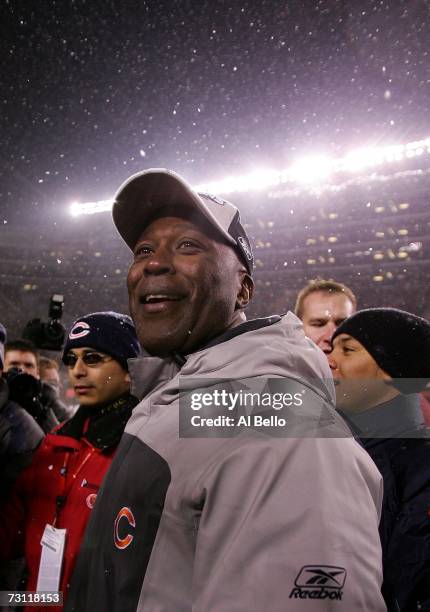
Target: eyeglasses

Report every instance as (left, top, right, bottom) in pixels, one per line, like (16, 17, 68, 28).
(64, 352, 113, 368)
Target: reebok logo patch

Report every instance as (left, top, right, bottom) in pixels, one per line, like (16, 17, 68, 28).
(289, 565, 346, 601)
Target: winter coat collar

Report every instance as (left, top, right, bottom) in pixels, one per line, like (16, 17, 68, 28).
(127, 313, 335, 407)
(127, 316, 283, 401)
(200, 315, 282, 351)
(346, 393, 426, 441)
(56, 393, 138, 451)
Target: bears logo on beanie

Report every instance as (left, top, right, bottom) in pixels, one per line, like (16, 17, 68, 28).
(62, 312, 140, 371)
(332, 307, 430, 393)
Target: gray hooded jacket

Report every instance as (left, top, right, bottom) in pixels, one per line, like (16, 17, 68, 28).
(66, 314, 386, 612)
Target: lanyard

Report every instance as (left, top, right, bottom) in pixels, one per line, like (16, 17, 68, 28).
(53, 445, 95, 525)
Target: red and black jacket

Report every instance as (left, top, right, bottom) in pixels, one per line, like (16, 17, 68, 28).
(0, 393, 137, 612)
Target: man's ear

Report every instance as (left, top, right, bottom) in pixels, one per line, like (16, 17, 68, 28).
(235, 274, 254, 310)
(125, 372, 131, 383)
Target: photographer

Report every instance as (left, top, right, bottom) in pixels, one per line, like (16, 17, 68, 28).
(39, 357, 73, 422)
(0, 326, 43, 500)
(4, 340, 58, 433)
(0, 325, 44, 612)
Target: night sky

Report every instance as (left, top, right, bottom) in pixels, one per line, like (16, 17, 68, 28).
(0, 0, 429, 228)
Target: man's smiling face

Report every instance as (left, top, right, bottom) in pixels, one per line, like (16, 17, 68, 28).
(127, 211, 253, 357)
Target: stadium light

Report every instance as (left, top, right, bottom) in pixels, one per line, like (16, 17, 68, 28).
(69, 137, 430, 216)
(339, 147, 385, 173)
(69, 199, 114, 217)
(197, 168, 280, 195)
(287, 156, 333, 183)
(69, 202, 83, 217)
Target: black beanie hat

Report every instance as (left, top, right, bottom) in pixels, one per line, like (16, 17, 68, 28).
(62, 312, 140, 371)
(332, 308, 430, 393)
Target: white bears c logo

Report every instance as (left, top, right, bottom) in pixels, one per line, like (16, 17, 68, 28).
(114, 507, 136, 550)
(86, 493, 97, 509)
(69, 321, 90, 340)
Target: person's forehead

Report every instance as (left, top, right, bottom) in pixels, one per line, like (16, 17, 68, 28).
(136, 209, 223, 244)
(333, 334, 363, 349)
(304, 291, 353, 316)
(6, 349, 37, 364)
(333, 333, 353, 345)
(141, 216, 203, 235)
(45, 367, 59, 376)
(67, 346, 107, 355)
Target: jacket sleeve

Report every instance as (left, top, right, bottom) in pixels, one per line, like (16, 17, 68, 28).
(187, 436, 386, 612)
(0, 413, 11, 455)
(0, 401, 44, 502)
(0, 453, 33, 561)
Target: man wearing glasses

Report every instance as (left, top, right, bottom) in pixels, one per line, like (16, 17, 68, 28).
(0, 311, 140, 611)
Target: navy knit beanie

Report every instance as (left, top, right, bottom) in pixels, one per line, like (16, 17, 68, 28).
(62, 312, 140, 371)
(332, 308, 430, 393)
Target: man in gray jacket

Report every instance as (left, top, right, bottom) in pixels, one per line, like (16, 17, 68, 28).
(66, 169, 386, 611)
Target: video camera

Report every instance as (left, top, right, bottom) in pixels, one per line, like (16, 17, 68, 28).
(22, 294, 66, 351)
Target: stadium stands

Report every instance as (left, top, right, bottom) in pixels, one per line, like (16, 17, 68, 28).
(1, 152, 429, 339)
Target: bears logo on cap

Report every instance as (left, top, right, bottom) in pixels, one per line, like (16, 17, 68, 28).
(69, 321, 91, 340)
(237, 236, 253, 261)
(200, 193, 228, 206)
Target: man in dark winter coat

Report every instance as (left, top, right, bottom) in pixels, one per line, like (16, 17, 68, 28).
(329, 308, 430, 612)
(4, 340, 59, 432)
(0, 324, 43, 501)
(0, 323, 44, 611)
(0, 312, 140, 612)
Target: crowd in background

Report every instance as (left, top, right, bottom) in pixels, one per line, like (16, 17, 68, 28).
(1, 166, 430, 612)
(1, 276, 430, 611)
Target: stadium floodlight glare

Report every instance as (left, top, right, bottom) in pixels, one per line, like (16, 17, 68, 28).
(287, 156, 333, 183)
(197, 168, 280, 195)
(69, 202, 82, 217)
(69, 199, 114, 217)
(340, 147, 384, 173)
(68, 136, 430, 215)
